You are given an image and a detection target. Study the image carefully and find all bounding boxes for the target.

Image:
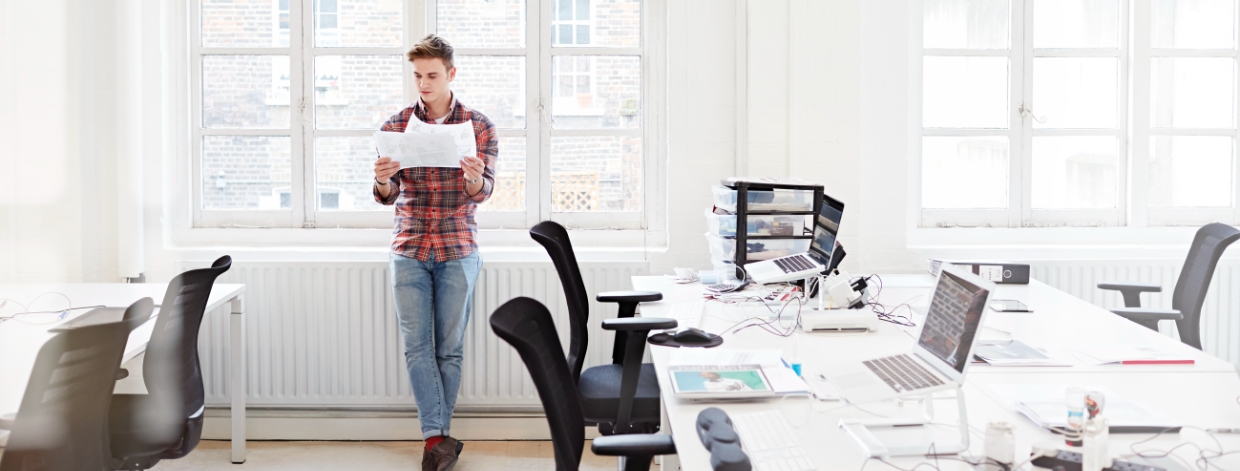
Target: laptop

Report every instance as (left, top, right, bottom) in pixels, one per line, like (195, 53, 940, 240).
(821, 265, 994, 404)
(746, 194, 845, 285)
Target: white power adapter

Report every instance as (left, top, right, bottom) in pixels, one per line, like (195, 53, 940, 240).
(815, 270, 863, 309)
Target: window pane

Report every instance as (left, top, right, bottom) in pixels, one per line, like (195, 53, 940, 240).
(552, 56, 639, 129)
(922, 0, 1009, 49)
(1150, 136, 1234, 207)
(314, 0, 402, 47)
(202, 136, 291, 210)
(551, 136, 641, 212)
(479, 137, 527, 211)
(1033, 58, 1119, 129)
(552, 0, 638, 48)
(922, 56, 1009, 129)
(1151, 58, 1236, 128)
(437, 0, 525, 48)
(1034, 0, 1120, 48)
(1153, 0, 1237, 49)
(453, 56, 526, 129)
(314, 136, 384, 210)
(203, 55, 290, 129)
(921, 136, 1009, 209)
(1032, 136, 1118, 209)
(314, 55, 404, 130)
(202, 0, 284, 47)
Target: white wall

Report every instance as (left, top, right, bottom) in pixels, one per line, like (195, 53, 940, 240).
(0, 0, 123, 283)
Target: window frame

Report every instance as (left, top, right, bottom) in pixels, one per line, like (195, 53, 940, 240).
(187, 0, 667, 233)
(916, 0, 1131, 228)
(1135, 0, 1240, 226)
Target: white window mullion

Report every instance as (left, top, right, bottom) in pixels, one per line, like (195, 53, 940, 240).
(1016, 0, 1032, 227)
(292, 0, 310, 227)
(538, 1, 553, 223)
(1132, 0, 1152, 228)
(190, 1, 205, 228)
(525, 0, 544, 228)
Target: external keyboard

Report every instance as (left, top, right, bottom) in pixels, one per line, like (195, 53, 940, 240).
(773, 254, 816, 274)
(732, 411, 816, 471)
(862, 354, 944, 393)
(666, 300, 705, 329)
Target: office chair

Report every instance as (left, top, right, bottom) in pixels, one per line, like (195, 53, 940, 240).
(1098, 223, 1240, 349)
(529, 221, 668, 435)
(489, 297, 677, 471)
(109, 255, 233, 470)
(0, 298, 153, 471)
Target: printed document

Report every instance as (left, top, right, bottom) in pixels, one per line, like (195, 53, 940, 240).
(404, 120, 477, 159)
(374, 131, 459, 168)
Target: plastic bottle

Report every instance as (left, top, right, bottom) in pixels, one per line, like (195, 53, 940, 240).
(1065, 387, 1085, 446)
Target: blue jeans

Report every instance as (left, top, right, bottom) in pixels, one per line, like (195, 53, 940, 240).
(390, 250, 482, 439)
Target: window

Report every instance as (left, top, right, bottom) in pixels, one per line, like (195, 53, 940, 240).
(919, 0, 1240, 228)
(191, 0, 658, 229)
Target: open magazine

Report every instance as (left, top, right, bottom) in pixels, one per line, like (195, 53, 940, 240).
(668, 365, 775, 400)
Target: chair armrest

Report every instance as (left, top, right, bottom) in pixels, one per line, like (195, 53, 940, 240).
(0, 412, 14, 431)
(1098, 282, 1161, 308)
(602, 317, 677, 331)
(1111, 307, 1183, 322)
(597, 291, 663, 304)
(591, 433, 677, 457)
(1097, 281, 1161, 292)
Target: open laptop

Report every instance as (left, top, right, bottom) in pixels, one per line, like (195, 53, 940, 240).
(821, 265, 994, 404)
(746, 194, 845, 285)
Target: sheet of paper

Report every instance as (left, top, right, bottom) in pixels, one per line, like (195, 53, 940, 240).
(374, 131, 459, 168)
(1072, 345, 1190, 364)
(667, 348, 783, 367)
(404, 120, 477, 159)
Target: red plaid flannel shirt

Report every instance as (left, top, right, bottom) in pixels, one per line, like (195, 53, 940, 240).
(374, 94, 498, 262)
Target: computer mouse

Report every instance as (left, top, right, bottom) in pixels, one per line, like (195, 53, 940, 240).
(672, 327, 716, 344)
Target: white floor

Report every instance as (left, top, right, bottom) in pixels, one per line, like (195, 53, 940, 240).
(154, 440, 622, 470)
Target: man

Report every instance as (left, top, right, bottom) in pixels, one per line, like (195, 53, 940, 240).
(372, 34, 497, 471)
(699, 371, 753, 392)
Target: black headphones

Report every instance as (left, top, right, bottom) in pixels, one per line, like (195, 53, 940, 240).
(695, 407, 752, 471)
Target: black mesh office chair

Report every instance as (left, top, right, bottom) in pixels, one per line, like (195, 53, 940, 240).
(489, 297, 676, 471)
(0, 298, 153, 471)
(1098, 223, 1240, 349)
(109, 255, 232, 470)
(530, 221, 669, 435)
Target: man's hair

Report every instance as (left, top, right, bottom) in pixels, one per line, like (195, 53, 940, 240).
(407, 34, 454, 71)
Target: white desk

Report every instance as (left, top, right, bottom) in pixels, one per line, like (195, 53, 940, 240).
(0, 283, 249, 464)
(633, 275, 1240, 471)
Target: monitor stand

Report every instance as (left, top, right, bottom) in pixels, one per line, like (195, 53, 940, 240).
(838, 388, 970, 458)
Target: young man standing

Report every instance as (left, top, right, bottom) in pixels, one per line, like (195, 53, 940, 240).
(372, 34, 496, 471)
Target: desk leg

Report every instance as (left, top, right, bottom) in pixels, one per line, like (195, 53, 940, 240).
(659, 395, 678, 471)
(230, 294, 247, 464)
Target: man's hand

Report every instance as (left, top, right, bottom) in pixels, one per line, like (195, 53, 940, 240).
(374, 157, 400, 183)
(460, 156, 485, 182)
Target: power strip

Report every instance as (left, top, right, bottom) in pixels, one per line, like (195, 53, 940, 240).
(1030, 449, 1165, 471)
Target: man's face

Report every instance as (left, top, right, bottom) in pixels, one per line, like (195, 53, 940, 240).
(700, 371, 720, 381)
(412, 57, 455, 103)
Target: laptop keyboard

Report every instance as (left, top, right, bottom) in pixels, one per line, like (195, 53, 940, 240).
(862, 354, 945, 393)
(773, 254, 816, 274)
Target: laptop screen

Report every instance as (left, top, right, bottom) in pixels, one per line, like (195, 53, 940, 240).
(917, 270, 989, 373)
(806, 195, 844, 267)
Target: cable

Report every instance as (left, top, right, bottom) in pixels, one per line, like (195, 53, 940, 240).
(0, 292, 102, 325)
(858, 274, 918, 327)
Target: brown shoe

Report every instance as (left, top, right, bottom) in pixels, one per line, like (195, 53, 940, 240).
(427, 436, 462, 471)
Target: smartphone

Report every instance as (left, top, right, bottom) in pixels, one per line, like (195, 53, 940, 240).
(989, 299, 1032, 312)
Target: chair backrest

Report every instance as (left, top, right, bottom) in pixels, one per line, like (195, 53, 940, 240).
(0, 298, 152, 471)
(144, 255, 232, 420)
(1173, 223, 1240, 350)
(529, 221, 590, 382)
(490, 297, 584, 471)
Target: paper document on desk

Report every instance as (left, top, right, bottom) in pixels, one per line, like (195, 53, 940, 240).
(973, 340, 1073, 367)
(669, 349, 807, 394)
(404, 119, 477, 159)
(1071, 345, 1195, 365)
(374, 131, 459, 168)
(986, 384, 1179, 432)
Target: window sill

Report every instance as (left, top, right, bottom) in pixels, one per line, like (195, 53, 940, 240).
(906, 226, 1238, 261)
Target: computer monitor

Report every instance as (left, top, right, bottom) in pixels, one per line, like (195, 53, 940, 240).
(917, 268, 990, 374)
(806, 195, 844, 268)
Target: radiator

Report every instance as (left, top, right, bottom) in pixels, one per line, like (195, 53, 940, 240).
(190, 260, 648, 409)
(1032, 260, 1240, 365)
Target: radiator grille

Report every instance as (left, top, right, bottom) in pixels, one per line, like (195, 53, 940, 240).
(192, 261, 647, 408)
